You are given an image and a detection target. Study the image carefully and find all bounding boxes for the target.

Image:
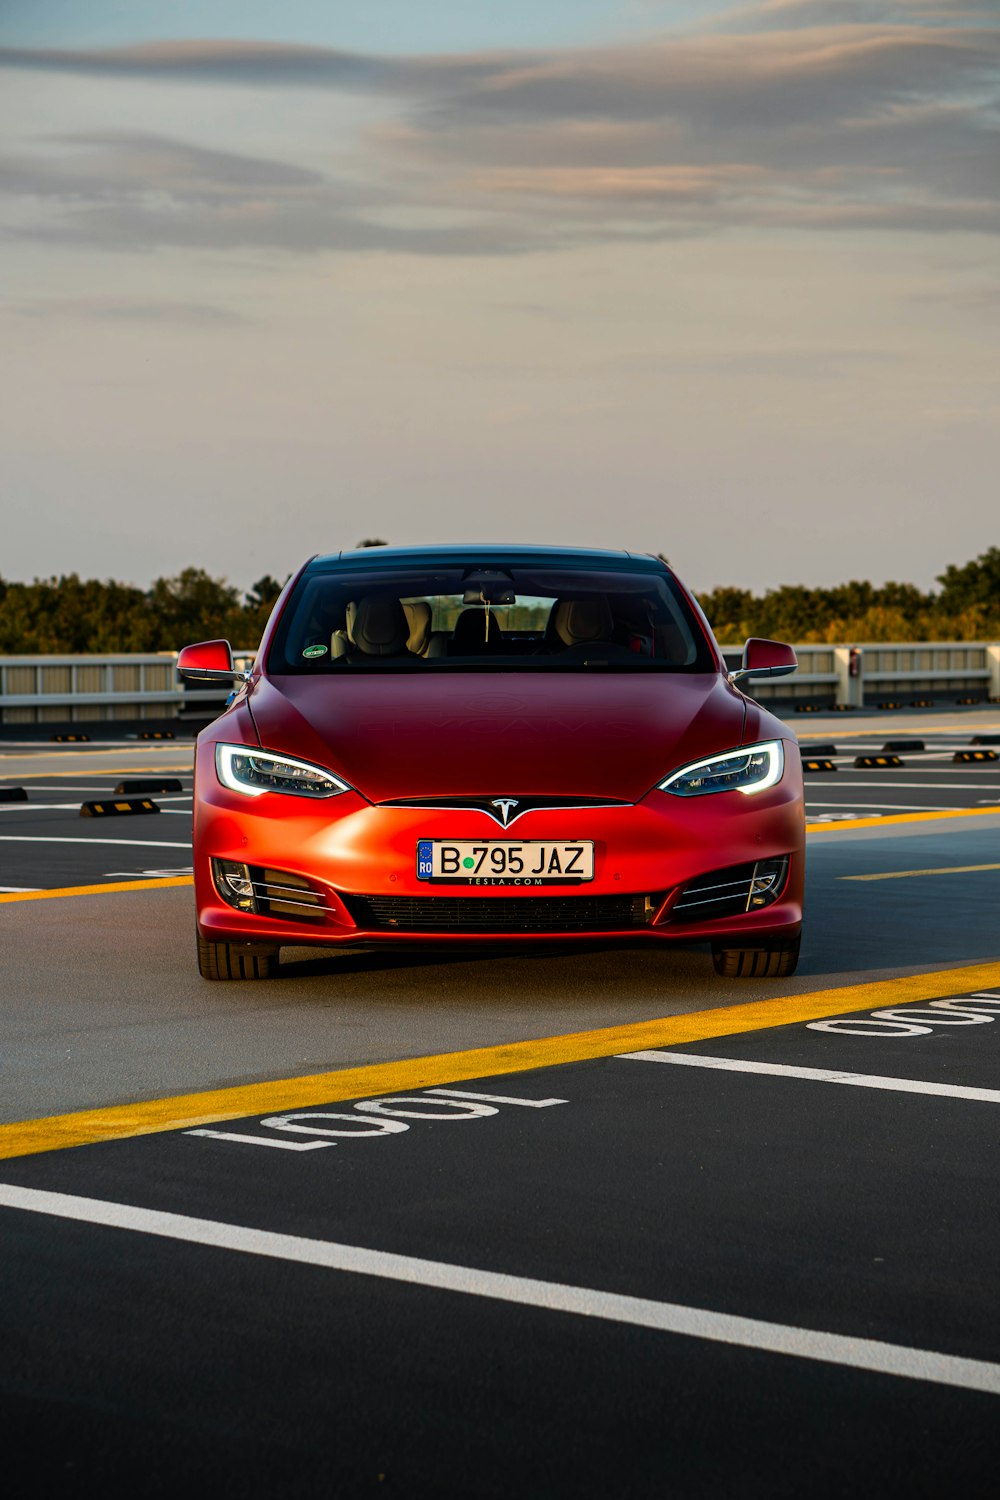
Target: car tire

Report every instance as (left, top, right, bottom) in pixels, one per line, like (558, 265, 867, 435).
(711, 934, 801, 979)
(197, 929, 279, 981)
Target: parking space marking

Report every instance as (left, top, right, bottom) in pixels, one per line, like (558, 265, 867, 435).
(806, 807, 1000, 832)
(0, 764, 192, 781)
(833, 786, 1000, 798)
(3, 959, 1000, 1162)
(186, 1088, 569, 1153)
(0, 796, 193, 813)
(843, 863, 1000, 882)
(797, 723, 1000, 740)
(806, 994, 1000, 1037)
(618, 1050, 1000, 1104)
(1, 1183, 998, 1394)
(806, 802, 958, 812)
(427, 1088, 568, 1108)
(0, 876, 193, 905)
(0, 835, 191, 849)
(14, 784, 191, 793)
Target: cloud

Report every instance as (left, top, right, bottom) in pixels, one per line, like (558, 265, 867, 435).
(11, 296, 255, 326)
(0, 40, 394, 88)
(1, 11, 997, 256)
(603, 345, 903, 379)
(709, 1, 993, 33)
(0, 132, 528, 256)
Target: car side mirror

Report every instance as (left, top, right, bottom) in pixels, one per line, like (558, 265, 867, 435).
(176, 639, 246, 681)
(728, 637, 798, 686)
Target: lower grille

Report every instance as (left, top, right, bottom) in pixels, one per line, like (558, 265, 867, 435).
(671, 858, 788, 923)
(343, 893, 654, 934)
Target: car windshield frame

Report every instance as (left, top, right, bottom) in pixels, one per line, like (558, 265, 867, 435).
(266, 560, 716, 676)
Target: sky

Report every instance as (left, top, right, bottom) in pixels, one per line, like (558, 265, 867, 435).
(1, 1, 998, 595)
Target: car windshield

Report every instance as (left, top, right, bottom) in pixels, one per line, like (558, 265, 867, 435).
(268, 561, 715, 674)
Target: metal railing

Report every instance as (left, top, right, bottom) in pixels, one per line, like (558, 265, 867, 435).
(0, 653, 254, 724)
(719, 642, 1000, 707)
(1, 643, 999, 722)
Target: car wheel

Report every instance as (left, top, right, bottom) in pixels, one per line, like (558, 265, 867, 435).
(197, 929, 279, 981)
(711, 934, 800, 979)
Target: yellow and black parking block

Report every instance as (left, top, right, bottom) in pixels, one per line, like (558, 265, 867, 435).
(0, 787, 28, 803)
(953, 749, 1000, 764)
(139, 730, 175, 740)
(80, 798, 161, 818)
(794, 704, 823, 714)
(802, 759, 837, 773)
(51, 733, 90, 743)
(854, 754, 904, 769)
(114, 778, 184, 795)
(955, 696, 983, 706)
(876, 701, 902, 711)
(909, 698, 934, 708)
(829, 704, 857, 712)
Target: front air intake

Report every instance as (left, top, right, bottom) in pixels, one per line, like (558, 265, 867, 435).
(670, 858, 789, 923)
(212, 860, 332, 923)
(341, 893, 658, 934)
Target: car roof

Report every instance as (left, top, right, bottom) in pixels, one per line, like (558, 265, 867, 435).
(308, 544, 666, 573)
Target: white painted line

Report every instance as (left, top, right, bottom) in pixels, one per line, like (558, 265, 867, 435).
(17, 785, 191, 793)
(618, 1051, 1000, 1104)
(0, 885, 39, 893)
(1, 1183, 998, 1395)
(804, 802, 958, 812)
(428, 1089, 568, 1108)
(185, 1129, 331, 1152)
(839, 786, 1000, 798)
(0, 803, 99, 814)
(0, 795, 192, 811)
(0, 835, 192, 848)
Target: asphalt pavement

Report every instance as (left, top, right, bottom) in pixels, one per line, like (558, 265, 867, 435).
(2, 710, 1000, 1495)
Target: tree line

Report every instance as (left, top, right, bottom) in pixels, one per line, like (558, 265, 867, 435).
(699, 547, 1000, 644)
(0, 548, 997, 653)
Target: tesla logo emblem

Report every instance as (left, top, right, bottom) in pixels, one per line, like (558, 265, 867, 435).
(490, 798, 520, 827)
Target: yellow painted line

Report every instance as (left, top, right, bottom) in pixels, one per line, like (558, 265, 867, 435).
(3, 959, 1000, 1163)
(0, 764, 191, 780)
(797, 722, 1000, 741)
(807, 805, 1000, 833)
(843, 863, 1000, 882)
(0, 876, 193, 905)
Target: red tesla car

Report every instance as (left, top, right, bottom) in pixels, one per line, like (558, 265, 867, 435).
(179, 546, 803, 981)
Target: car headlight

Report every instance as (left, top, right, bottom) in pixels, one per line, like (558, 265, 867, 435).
(216, 744, 353, 799)
(658, 740, 784, 798)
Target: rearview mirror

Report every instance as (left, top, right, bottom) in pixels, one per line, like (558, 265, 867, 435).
(176, 639, 244, 681)
(728, 637, 798, 686)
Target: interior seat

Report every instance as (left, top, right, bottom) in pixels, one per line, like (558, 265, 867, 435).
(548, 597, 615, 649)
(347, 595, 412, 657)
(448, 608, 503, 655)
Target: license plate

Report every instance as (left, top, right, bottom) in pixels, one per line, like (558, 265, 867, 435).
(416, 840, 594, 885)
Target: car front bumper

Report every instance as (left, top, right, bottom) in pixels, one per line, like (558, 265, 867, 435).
(193, 738, 805, 949)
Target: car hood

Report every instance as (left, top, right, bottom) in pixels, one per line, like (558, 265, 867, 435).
(248, 672, 748, 804)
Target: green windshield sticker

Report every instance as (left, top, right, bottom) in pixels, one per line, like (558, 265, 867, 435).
(302, 644, 328, 659)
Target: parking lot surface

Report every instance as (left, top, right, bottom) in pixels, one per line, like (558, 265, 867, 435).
(2, 711, 999, 1494)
